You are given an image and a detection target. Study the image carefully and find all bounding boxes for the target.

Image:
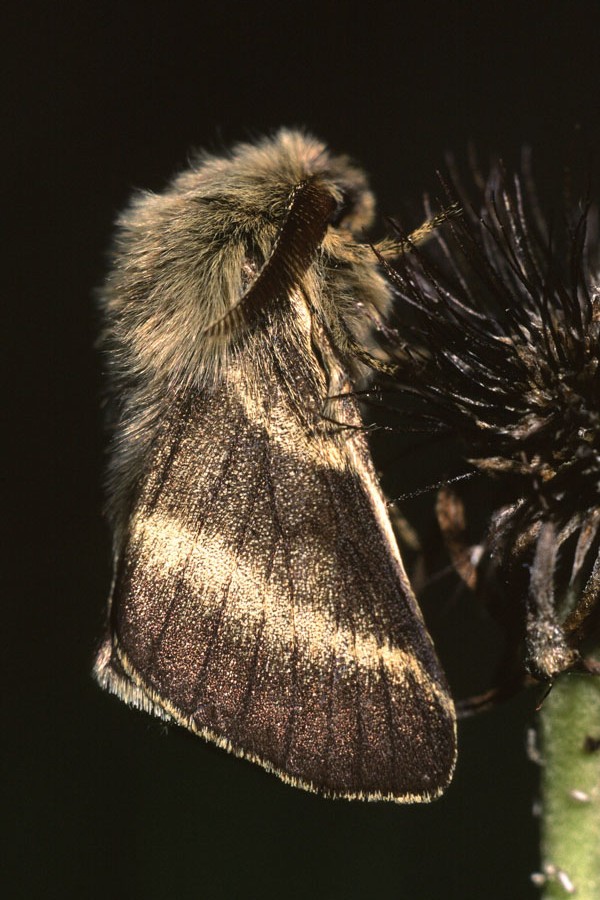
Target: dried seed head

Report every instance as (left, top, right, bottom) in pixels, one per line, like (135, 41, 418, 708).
(382, 156, 599, 681)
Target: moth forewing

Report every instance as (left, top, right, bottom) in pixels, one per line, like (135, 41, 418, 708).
(94, 130, 456, 801)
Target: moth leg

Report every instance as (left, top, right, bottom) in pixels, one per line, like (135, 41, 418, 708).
(372, 204, 462, 260)
(339, 330, 399, 376)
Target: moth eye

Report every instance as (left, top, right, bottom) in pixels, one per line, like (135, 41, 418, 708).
(329, 189, 357, 228)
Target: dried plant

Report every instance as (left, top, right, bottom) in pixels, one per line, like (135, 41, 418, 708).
(373, 154, 599, 898)
(377, 156, 599, 692)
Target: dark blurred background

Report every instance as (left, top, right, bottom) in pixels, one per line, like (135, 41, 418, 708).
(6, 2, 600, 897)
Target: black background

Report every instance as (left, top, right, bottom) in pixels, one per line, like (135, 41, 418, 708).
(7, 3, 600, 898)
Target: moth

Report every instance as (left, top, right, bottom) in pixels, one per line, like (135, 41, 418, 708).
(93, 130, 456, 802)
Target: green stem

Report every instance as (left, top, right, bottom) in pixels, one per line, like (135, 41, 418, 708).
(538, 672, 600, 898)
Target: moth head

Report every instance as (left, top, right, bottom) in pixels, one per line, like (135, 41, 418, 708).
(101, 129, 393, 390)
(220, 130, 394, 372)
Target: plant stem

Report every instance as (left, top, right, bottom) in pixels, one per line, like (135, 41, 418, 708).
(538, 671, 600, 898)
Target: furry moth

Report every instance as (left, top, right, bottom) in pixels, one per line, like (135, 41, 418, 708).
(93, 130, 456, 802)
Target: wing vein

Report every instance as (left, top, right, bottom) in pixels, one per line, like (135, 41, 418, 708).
(191, 473, 263, 701)
(233, 434, 279, 736)
(149, 406, 245, 664)
(262, 442, 298, 768)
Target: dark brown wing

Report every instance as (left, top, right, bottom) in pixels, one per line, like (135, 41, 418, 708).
(96, 340, 456, 802)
